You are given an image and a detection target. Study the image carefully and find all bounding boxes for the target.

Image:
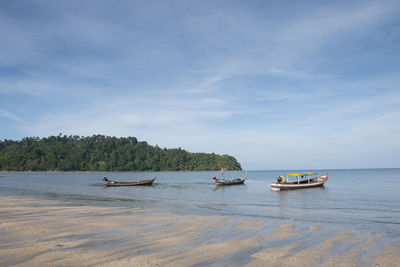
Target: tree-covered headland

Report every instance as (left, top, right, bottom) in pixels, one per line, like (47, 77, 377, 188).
(0, 135, 242, 171)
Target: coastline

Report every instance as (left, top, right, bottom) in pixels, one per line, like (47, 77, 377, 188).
(0, 170, 234, 174)
(1, 195, 399, 266)
(1, 167, 399, 173)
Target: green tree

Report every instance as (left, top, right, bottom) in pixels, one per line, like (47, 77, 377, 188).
(0, 135, 242, 172)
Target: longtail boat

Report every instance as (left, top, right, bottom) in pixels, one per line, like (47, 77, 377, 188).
(103, 177, 156, 186)
(270, 172, 328, 191)
(215, 177, 246, 186)
(213, 170, 247, 186)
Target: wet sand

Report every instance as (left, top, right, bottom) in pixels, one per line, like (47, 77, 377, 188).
(1, 195, 398, 266)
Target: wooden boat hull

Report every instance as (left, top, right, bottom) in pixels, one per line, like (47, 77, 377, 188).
(270, 174, 328, 191)
(104, 177, 156, 186)
(215, 177, 246, 186)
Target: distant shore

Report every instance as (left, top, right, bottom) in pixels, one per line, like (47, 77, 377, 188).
(2, 168, 399, 174)
(0, 170, 238, 173)
(1, 195, 399, 266)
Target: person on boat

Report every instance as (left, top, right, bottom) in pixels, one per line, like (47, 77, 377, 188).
(221, 168, 225, 180)
(277, 176, 286, 183)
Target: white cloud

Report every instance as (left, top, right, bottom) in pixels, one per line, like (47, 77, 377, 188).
(0, 109, 23, 122)
(2, 1, 400, 169)
(184, 75, 227, 94)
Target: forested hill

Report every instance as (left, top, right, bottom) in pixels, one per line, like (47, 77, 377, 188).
(0, 135, 242, 172)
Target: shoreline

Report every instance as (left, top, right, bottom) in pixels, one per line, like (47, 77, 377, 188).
(1, 195, 399, 266)
(1, 167, 400, 174)
(0, 170, 239, 174)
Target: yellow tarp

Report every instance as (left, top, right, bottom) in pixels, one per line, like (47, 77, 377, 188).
(287, 172, 318, 176)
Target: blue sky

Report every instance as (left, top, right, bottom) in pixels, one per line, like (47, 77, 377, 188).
(1, 0, 400, 170)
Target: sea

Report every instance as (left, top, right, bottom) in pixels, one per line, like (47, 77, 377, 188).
(1, 169, 399, 240)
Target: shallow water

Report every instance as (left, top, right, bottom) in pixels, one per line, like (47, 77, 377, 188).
(1, 169, 399, 239)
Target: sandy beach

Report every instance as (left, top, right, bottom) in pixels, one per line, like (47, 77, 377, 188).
(1, 195, 399, 266)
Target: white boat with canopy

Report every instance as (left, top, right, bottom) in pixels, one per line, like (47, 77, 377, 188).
(270, 172, 328, 191)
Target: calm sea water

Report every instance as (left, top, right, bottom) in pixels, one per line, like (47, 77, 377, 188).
(1, 169, 399, 238)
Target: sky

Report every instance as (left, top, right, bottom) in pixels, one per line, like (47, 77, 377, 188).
(1, 0, 400, 170)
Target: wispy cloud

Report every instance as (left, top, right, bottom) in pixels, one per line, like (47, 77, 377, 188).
(184, 75, 227, 94)
(0, 108, 22, 122)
